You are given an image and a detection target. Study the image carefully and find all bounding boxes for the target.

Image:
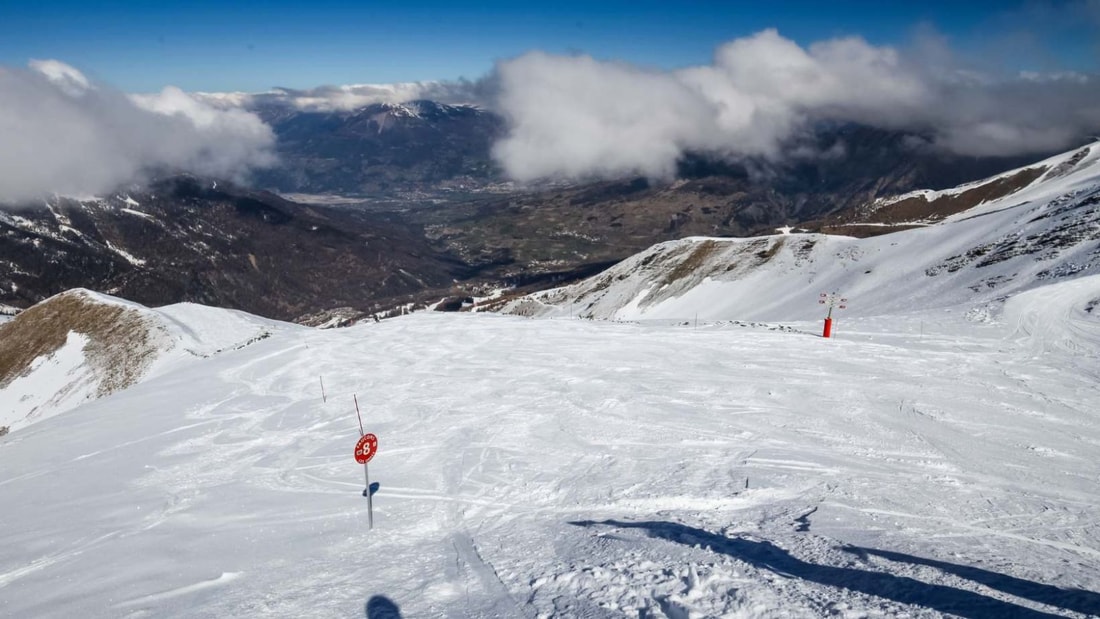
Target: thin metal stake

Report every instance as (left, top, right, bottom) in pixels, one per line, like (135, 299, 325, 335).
(364, 463, 373, 529)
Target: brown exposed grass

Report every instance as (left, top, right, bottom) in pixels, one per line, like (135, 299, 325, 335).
(0, 291, 162, 398)
(817, 224, 929, 238)
(661, 240, 724, 287)
(870, 167, 1047, 223)
(754, 237, 785, 264)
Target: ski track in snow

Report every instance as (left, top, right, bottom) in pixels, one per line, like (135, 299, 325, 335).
(114, 572, 242, 612)
(1, 295, 1099, 617)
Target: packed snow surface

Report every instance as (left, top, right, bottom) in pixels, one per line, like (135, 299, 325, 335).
(1, 331, 93, 429)
(2, 282, 1099, 617)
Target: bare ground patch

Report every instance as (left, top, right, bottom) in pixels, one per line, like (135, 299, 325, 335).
(869, 167, 1047, 224)
(0, 291, 164, 398)
(661, 240, 725, 287)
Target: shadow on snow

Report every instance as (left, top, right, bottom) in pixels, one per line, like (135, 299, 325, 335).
(843, 545, 1100, 617)
(570, 519, 1094, 619)
(365, 595, 402, 619)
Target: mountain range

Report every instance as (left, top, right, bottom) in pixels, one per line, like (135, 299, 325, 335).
(251, 100, 504, 196)
(7, 137, 1100, 428)
(0, 176, 466, 321)
(0, 100, 1092, 320)
(500, 141, 1100, 322)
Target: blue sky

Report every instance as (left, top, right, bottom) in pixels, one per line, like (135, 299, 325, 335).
(0, 0, 1096, 92)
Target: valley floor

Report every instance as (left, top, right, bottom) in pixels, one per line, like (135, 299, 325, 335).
(1, 297, 1099, 617)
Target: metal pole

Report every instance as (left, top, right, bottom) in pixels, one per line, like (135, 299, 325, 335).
(357, 396, 374, 529)
(364, 463, 373, 529)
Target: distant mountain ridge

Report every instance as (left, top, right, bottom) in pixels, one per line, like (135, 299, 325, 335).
(252, 100, 504, 195)
(1, 101, 1087, 322)
(251, 98, 1057, 204)
(500, 140, 1100, 321)
(211, 98, 1086, 301)
(807, 143, 1099, 236)
(0, 176, 467, 319)
(407, 125, 1066, 290)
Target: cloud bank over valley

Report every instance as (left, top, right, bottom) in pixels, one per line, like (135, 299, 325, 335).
(0, 61, 275, 203)
(490, 29, 1100, 181)
(3, 28, 1100, 198)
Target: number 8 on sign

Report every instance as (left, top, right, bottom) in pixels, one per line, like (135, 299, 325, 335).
(355, 433, 378, 464)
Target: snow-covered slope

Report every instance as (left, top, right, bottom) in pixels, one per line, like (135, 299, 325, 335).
(0, 290, 294, 433)
(2, 143, 1100, 618)
(864, 143, 1099, 224)
(503, 142, 1100, 323)
(0, 303, 1098, 617)
(1001, 275, 1100, 358)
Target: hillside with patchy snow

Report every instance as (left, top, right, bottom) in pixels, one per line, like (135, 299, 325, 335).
(502, 141, 1100, 324)
(0, 176, 464, 321)
(0, 289, 292, 433)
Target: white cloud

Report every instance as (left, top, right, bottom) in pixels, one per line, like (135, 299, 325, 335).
(489, 29, 1100, 181)
(0, 61, 275, 204)
(6, 34, 1098, 199)
(491, 52, 718, 180)
(28, 59, 93, 96)
(194, 81, 484, 112)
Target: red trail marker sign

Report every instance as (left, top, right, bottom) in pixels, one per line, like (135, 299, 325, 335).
(352, 394, 378, 529)
(354, 433, 378, 464)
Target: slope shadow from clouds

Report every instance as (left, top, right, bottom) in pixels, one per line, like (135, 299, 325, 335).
(569, 520, 1072, 619)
